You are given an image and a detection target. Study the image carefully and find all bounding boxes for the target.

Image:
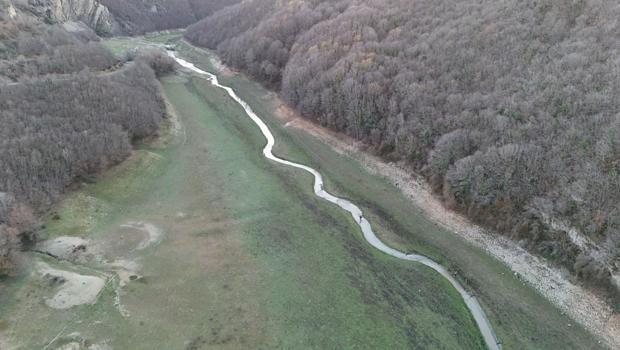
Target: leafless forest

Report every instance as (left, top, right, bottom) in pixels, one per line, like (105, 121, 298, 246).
(185, 0, 620, 301)
(0, 16, 167, 274)
(1, 0, 619, 305)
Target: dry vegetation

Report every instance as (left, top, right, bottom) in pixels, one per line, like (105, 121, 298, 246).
(185, 0, 620, 302)
(0, 10, 167, 275)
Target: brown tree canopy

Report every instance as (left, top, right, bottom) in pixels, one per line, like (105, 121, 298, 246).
(186, 0, 620, 296)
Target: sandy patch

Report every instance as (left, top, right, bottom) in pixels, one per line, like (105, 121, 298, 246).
(37, 262, 105, 309)
(37, 235, 138, 267)
(42, 331, 113, 350)
(120, 221, 164, 250)
(0, 334, 13, 350)
(273, 100, 620, 348)
(56, 342, 81, 350)
(87, 344, 113, 350)
(102, 259, 141, 318)
(106, 259, 141, 288)
(34, 222, 155, 317)
(37, 236, 94, 263)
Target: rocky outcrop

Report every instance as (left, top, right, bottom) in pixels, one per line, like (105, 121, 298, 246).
(19, 0, 119, 34)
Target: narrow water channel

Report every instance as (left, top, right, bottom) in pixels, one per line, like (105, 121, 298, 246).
(169, 51, 501, 350)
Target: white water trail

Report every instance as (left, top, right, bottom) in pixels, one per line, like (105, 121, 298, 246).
(169, 51, 501, 350)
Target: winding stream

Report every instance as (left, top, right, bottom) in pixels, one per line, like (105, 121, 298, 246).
(169, 51, 501, 350)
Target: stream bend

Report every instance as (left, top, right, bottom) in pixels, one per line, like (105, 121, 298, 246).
(169, 51, 501, 350)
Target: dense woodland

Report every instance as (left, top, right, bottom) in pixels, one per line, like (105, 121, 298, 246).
(99, 0, 240, 34)
(0, 32, 117, 80)
(0, 11, 167, 274)
(186, 0, 620, 299)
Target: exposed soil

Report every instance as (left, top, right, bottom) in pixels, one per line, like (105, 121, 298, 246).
(273, 99, 620, 348)
(42, 331, 113, 350)
(36, 236, 92, 263)
(33, 220, 165, 317)
(119, 221, 164, 250)
(37, 262, 106, 310)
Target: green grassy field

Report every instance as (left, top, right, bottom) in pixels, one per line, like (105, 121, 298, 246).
(0, 35, 603, 349)
(173, 39, 603, 349)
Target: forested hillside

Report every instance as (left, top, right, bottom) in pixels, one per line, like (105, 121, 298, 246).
(99, 0, 241, 34)
(0, 8, 168, 274)
(185, 0, 620, 299)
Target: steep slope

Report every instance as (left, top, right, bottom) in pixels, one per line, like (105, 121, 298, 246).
(185, 0, 620, 302)
(3, 0, 242, 36)
(99, 0, 241, 34)
(11, 0, 119, 34)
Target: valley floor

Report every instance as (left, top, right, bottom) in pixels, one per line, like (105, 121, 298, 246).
(0, 35, 608, 349)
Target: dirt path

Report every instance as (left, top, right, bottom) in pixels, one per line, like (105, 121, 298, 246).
(170, 52, 502, 350)
(274, 101, 620, 349)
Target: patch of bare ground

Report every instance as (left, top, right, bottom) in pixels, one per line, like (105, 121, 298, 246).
(33, 220, 167, 319)
(209, 56, 236, 78)
(0, 324, 11, 350)
(119, 221, 164, 251)
(37, 262, 106, 310)
(273, 99, 620, 348)
(150, 92, 186, 148)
